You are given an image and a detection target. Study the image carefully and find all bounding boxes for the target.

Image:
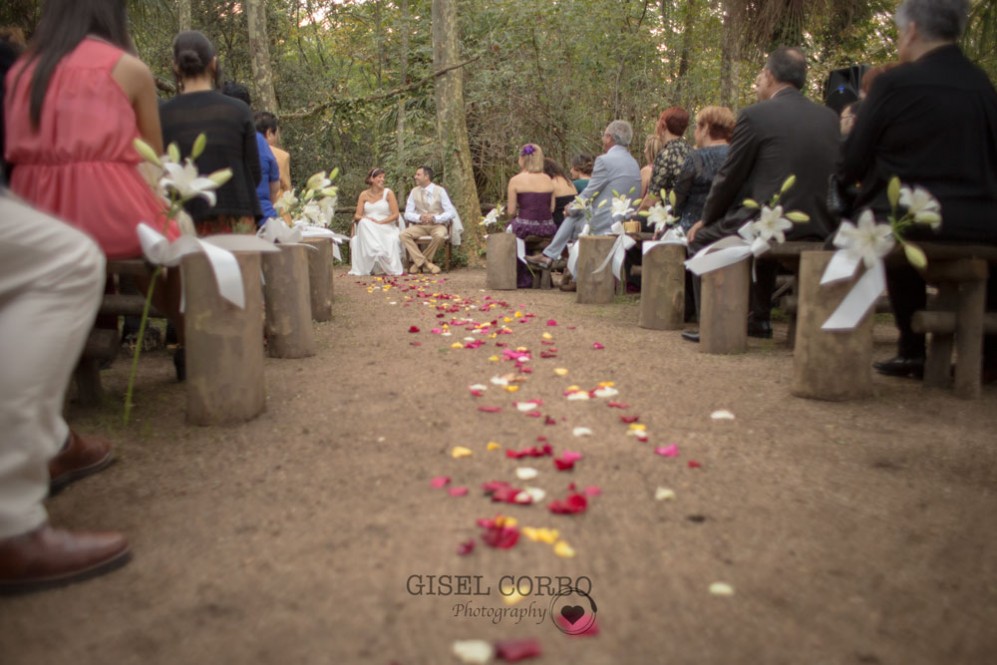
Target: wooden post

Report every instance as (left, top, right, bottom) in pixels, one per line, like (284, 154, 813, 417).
(303, 238, 333, 322)
(953, 269, 987, 399)
(486, 233, 517, 290)
(262, 244, 315, 358)
(699, 258, 750, 354)
(576, 236, 617, 304)
(182, 251, 266, 425)
(639, 243, 686, 330)
(791, 251, 874, 400)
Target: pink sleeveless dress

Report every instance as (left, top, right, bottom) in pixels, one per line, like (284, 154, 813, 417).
(4, 38, 175, 259)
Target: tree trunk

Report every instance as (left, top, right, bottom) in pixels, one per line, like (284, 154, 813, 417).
(673, 0, 698, 104)
(395, 0, 410, 205)
(720, 0, 739, 109)
(246, 0, 279, 112)
(178, 0, 191, 31)
(432, 0, 482, 264)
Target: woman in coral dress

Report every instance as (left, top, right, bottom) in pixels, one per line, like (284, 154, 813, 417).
(4, 1, 184, 377)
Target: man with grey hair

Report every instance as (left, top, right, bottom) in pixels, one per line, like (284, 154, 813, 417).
(840, 0, 997, 380)
(683, 46, 839, 340)
(526, 120, 641, 287)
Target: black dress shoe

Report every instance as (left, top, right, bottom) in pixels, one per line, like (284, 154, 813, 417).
(873, 356, 925, 379)
(681, 329, 700, 343)
(746, 320, 773, 339)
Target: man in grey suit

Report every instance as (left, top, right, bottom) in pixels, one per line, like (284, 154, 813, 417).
(526, 120, 641, 272)
(687, 46, 839, 338)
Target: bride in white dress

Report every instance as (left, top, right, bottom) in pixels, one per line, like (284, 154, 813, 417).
(349, 168, 404, 276)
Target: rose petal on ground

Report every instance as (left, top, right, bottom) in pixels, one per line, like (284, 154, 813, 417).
(487, 441, 502, 451)
(566, 392, 590, 401)
(517, 487, 546, 503)
(430, 475, 451, 489)
(449, 486, 469, 497)
(592, 342, 604, 350)
(572, 427, 593, 437)
(549, 493, 588, 515)
(560, 451, 584, 463)
(544, 415, 557, 426)
(451, 342, 464, 349)
(521, 527, 559, 543)
(495, 637, 542, 661)
(620, 415, 640, 424)
(709, 582, 735, 596)
(655, 444, 680, 458)
(456, 540, 476, 556)
(408, 325, 420, 333)
(583, 485, 601, 497)
(453, 640, 494, 664)
(546, 319, 558, 326)
(592, 386, 618, 398)
(554, 458, 575, 471)
(526, 411, 542, 418)
(688, 460, 703, 469)
(452, 446, 473, 458)
(607, 401, 630, 409)
(515, 467, 539, 481)
(655, 487, 676, 501)
(554, 540, 576, 558)
(505, 385, 520, 393)
(478, 406, 502, 413)
(410, 341, 422, 347)
(554, 368, 569, 377)
(481, 525, 519, 549)
(516, 400, 542, 412)
(490, 376, 509, 386)
(542, 332, 553, 340)
(488, 355, 500, 362)
(711, 409, 736, 420)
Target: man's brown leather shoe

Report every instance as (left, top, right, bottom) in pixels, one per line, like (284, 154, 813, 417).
(0, 524, 130, 595)
(48, 431, 114, 495)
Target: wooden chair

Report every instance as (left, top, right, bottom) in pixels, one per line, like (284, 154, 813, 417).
(403, 220, 452, 271)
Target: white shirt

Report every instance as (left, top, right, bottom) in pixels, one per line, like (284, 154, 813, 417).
(403, 183, 458, 225)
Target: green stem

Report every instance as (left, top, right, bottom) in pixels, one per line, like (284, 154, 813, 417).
(122, 265, 162, 425)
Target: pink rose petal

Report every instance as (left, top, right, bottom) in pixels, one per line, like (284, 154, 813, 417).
(584, 485, 602, 497)
(430, 475, 451, 489)
(456, 539, 475, 556)
(592, 342, 605, 350)
(448, 486, 469, 497)
(495, 637, 542, 661)
(655, 444, 680, 458)
(546, 319, 558, 327)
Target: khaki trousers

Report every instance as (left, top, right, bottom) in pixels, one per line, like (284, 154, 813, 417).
(0, 194, 104, 538)
(400, 224, 448, 268)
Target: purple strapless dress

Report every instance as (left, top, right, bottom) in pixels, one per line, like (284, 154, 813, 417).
(510, 191, 555, 239)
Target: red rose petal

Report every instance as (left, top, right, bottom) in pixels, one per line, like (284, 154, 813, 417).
(526, 411, 543, 418)
(607, 401, 630, 409)
(584, 485, 602, 497)
(430, 475, 451, 489)
(592, 342, 605, 350)
(410, 341, 422, 347)
(620, 415, 640, 424)
(544, 416, 557, 426)
(408, 325, 420, 333)
(549, 492, 588, 514)
(554, 458, 575, 471)
(688, 460, 702, 469)
(478, 406, 502, 413)
(457, 539, 475, 556)
(546, 319, 558, 327)
(481, 525, 519, 549)
(495, 637, 542, 661)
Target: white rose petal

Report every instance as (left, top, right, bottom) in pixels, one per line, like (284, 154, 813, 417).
(572, 427, 593, 437)
(516, 467, 539, 481)
(452, 639, 494, 664)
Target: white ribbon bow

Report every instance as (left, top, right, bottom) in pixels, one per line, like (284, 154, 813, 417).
(819, 215, 894, 330)
(592, 221, 637, 278)
(565, 224, 593, 278)
(258, 217, 309, 247)
(293, 223, 350, 261)
(137, 223, 278, 309)
(643, 227, 687, 255)
(684, 221, 768, 276)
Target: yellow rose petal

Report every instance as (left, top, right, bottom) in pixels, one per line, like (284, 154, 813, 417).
(598, 381, 615, 388)
(709, 582, 735, 597)
(487, 441, 502, 451)
(451, 342, 464, 349)
(554, 368, 569, 377)
(554, 541, 576, 558)
(505, 385, 520, 393)
(488, 355, 500, 362)
(542, 332, 553, 340)
(451, 446, 473, 459)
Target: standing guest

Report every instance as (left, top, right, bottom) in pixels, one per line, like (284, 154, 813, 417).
(254, 112, 280, 227)
(640, 106, 691, 211)
(639, 134, 665, 200)
(349, 167, 403, 276)
(685, 47, 839, 341)
(401, 165, 458, 274)
(160, 31, 261, 235)
(4, 0, 186, 379)
(543, 157, 578, 229)
(840, 0, 997, 381)
(259, 112, 291, 199)
(569, 154, 593, 193)
(507, 145, 556, 287)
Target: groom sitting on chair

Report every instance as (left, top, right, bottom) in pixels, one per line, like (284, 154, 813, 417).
(402, 165, 457, 274)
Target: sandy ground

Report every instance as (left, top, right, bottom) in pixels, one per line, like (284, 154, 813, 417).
(1, 267, 995, 665)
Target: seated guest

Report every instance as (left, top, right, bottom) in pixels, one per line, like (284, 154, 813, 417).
(4, 0, 187, 379)
(160, 31, 262, 235)
(349, 167, 403, 276)
(526, 121, 642, 291)
(687, 46, 839, 339)
(840, 0, 997, 380)
(859, 62, 898, 99)
(569, 154, 593, 193)
(639, 106, 692, 211)
(543, 158, 578, 229)
(639, 134, 664, 200)
(672, 106, 736, 232)
(401, 165, 458, 274)
(508, 144, 556, 287)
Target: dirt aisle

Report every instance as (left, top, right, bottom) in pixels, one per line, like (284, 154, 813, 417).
(2, 267, 996, 665)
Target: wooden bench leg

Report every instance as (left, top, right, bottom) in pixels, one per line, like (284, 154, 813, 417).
(74, 358, 104, 407)
(924, 282, 957, 389)
(954, 278, 986, 398)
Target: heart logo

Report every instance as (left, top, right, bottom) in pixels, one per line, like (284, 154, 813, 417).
(560, 605, 585, 625)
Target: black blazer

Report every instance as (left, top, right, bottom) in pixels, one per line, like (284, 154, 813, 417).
(840, 45, 997, 243)
(701, 87, 840, 242)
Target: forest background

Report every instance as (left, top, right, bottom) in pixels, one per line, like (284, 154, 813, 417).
(2, 0, 995, 264)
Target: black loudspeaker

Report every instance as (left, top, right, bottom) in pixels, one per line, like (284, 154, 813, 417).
(823, 64, 867, 115)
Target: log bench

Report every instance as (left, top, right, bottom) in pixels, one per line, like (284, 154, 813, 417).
(73, 259, 164, 406)
(907, 243, 997, 399)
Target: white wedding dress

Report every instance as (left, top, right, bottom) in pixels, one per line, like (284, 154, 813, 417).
(348, 188, 404, 276)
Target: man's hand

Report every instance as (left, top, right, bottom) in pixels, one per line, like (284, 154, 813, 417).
(687, 220, 704, 243)
(419, 213, 435, 225)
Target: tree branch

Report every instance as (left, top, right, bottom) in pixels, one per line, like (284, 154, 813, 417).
(281, 54, 483, 120)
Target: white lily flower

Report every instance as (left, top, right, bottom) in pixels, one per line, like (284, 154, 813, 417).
(751, 205, 794, 244)
(306, 171, 331, 191)
(898, 185, 942, 229)
(274, 189, 298, 214)
(833, 209, 895, 269)
(611, 192, 635, 219)
(646, 202, 678, 232)
(161, 158, 220, 206)
(319, 197, 336, 226)
(480, 205, 504, 227)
